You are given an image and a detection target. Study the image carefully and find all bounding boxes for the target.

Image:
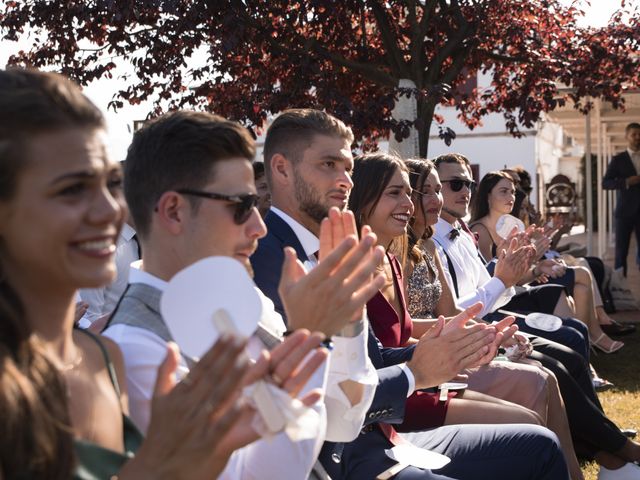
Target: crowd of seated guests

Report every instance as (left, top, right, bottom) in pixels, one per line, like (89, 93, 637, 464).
(1, 66, 638, 480)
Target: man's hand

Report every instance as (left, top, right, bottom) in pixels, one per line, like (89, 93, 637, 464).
(125, 335, 251, 480)
(279, 208, 385, 336)
(406, 303, 496, 390)
(536, 258, 566, 279)
(494, 226, 519, 257)
(494, 238, 532, 287)
(215, 330, 328, 458)
(626, 175, 640, 187)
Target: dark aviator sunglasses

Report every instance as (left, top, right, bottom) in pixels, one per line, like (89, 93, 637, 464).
(177, 189, 259, 224)
(441, 179, 476, 193)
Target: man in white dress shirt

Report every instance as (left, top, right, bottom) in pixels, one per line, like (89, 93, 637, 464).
(103, 110, 384, 479)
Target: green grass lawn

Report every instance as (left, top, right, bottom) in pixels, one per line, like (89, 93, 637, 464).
(581, 327, 640, 479)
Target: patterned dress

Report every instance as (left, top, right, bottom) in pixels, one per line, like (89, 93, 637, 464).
(407, 249, 442, 318)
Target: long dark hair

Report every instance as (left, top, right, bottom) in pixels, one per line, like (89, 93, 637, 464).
(470, 170, 514, 223)
(405, 158, 436, 244)
(349, 152, 410, 265)
(0, 68, 104, 479)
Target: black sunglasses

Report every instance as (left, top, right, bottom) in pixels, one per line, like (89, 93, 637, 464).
(441, 179, 476, 193)
(176, 189, 259, 224)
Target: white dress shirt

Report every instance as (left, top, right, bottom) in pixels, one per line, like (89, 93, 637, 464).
(79, 223, 139, 324)
(433, 218, 514, 318)
(104, 265, 326, 480)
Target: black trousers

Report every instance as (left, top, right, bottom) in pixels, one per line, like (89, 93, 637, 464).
(529, 336, 627, 459)
(614, 216, 640, 276)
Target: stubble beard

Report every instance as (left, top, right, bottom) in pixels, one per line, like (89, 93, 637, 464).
(293, 170, 330, 226)
(442, 204, 466, 220)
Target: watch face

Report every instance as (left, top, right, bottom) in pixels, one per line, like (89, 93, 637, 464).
(496, 214, 525, 239)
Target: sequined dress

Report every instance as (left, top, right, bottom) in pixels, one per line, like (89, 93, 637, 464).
(407, 249, 442, 318)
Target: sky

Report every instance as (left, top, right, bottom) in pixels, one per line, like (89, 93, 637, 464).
(0, 0, 633, 159)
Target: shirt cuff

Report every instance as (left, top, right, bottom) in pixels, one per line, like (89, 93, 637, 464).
(329, 323, 378, 384)
(399, 363, 416, 397)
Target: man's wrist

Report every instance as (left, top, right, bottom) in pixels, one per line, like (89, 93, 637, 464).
(334, 319, 365, 338)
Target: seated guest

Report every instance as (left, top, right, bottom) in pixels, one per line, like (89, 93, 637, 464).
(506, 173, 635, 337)
(433, 153, 640, 478)
(103, 110, 386, 478)
(0, 67, 275, 479)
(469, 170, 623, 354)
(252, 108, 570, 480)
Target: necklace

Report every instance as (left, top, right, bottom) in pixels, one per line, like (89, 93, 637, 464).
(58, 348, 83, 372)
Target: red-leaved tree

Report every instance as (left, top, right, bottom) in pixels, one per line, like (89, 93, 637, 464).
(2, 0, 638, 155)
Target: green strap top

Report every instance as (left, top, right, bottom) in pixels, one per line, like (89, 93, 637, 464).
(72, 328, 144, 480)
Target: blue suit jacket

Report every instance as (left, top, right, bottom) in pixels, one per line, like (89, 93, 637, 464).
(250, 210, 416, 479)
(602, 150, 640, 219)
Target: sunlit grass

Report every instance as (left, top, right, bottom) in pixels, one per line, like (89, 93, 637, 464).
(581, 325, 640, 479)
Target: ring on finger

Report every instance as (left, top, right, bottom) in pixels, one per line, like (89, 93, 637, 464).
(271, 371, 284, 386)
(180, 375, 194, 389)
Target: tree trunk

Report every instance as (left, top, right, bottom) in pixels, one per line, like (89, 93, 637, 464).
(417, 97, 436, 158)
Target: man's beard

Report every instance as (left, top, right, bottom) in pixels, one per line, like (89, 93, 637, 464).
(442, 205, 465, 219)
(293, 169, 330, 225)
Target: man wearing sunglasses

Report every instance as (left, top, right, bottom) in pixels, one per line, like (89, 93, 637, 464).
(103, 110, 388, 479)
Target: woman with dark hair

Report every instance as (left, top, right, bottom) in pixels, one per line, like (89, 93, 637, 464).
(0, 68, 271, 479)
(469, 171, 623, 354)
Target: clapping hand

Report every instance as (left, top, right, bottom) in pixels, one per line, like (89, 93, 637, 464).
(122, 335, 251, 479)
(494, 238, 534, 287)
(279, 208, 385, 336)
(122, 331, 328, 480)
(407, 303, 497, 390)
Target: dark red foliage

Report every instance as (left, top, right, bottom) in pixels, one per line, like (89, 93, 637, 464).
(2, 1, 638, 155)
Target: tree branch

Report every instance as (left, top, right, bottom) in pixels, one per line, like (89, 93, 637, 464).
(366, 0, 409, 77)
(407, 0, 424, 84)
(232, 3, 398, 87)
(425, 22, 472, 84)
(307, 38, 398, 87)
(478, 48, 528, 63)
(440, 47, 468, 85)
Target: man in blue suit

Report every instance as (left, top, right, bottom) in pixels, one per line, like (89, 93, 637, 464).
(251, 108, 569, 480)
(603, 122, 640, 276)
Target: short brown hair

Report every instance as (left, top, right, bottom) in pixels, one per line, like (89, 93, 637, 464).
(263, 109, 353, 185)
(626, 122, 640, 133)
(124, 110, 255, 237)
(433, 153, 471, 173)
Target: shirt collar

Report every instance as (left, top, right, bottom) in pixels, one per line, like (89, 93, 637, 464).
(434, 217, 457, 240)
(270, 207, 320, 259)
(129, 260, 169, 292)
(120, 222, 137, 241)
